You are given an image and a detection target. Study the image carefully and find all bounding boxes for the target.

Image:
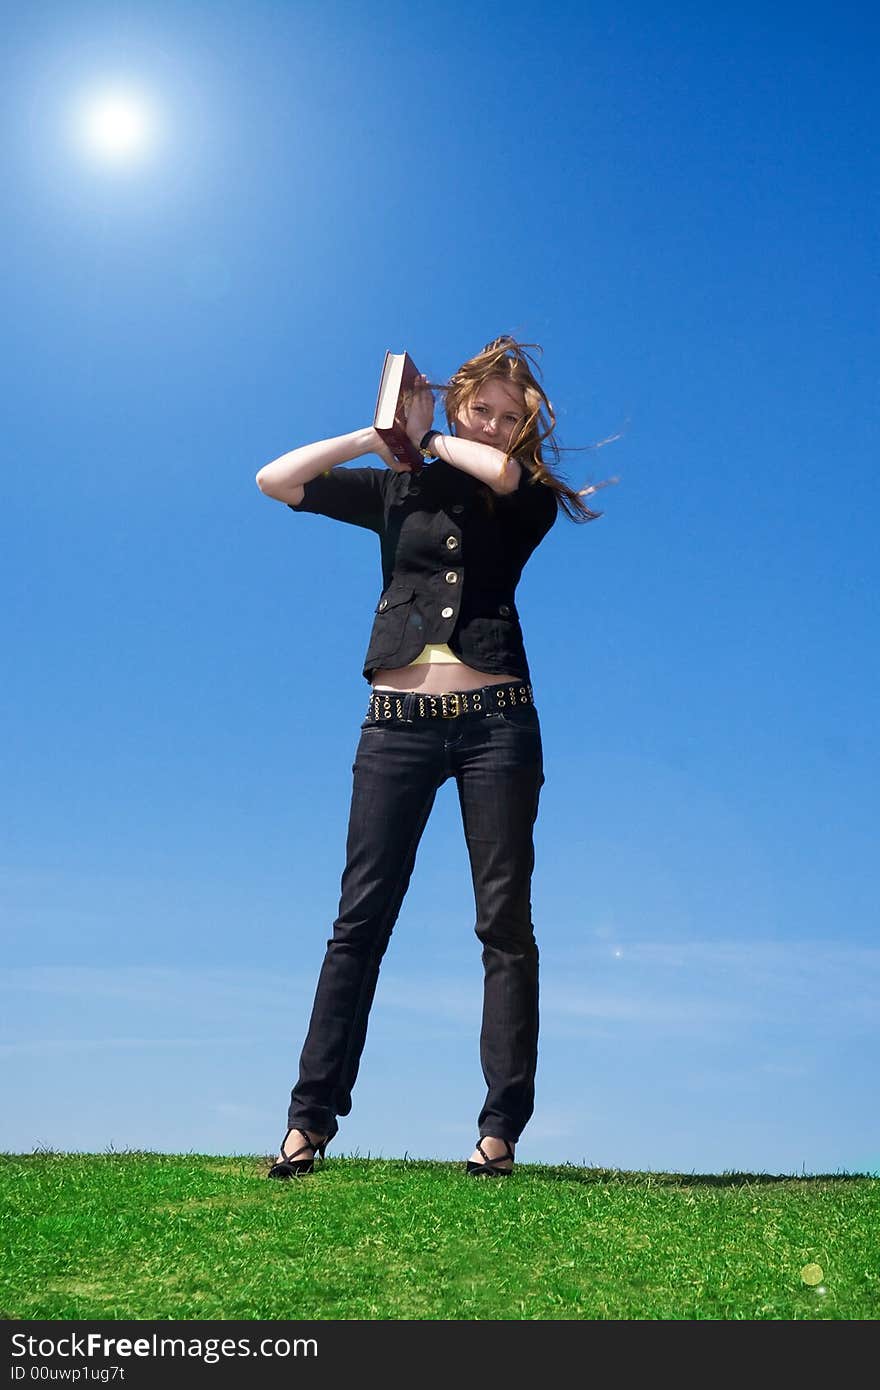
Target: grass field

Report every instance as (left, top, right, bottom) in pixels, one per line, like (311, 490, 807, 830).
(2, 1151, 877, 1320)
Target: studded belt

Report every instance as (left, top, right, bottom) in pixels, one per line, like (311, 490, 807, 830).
(366, 681, 535, 722)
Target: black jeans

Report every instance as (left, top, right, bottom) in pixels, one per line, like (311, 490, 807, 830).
(287, 687, 546, 1146)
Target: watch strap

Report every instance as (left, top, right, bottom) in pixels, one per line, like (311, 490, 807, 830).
(419, 430, 440, 459)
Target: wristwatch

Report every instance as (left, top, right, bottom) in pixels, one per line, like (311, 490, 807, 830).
(419, 430, 440, 460)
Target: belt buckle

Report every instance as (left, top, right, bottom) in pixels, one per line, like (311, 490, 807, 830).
(441, 692, 461, 718)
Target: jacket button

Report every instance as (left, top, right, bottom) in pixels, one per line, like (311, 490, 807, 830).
(441, 606, 454, 618)
(498, 604, 510, 617)
(379, 598, 388, 611)
(409, 486, 421, 496)
(451, 504, 464, 514)
(445, 536, 459, 550)
(445, 571, 459, 584)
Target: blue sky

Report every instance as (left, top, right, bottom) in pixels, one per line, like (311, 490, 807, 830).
(2, 1, 878, 1177)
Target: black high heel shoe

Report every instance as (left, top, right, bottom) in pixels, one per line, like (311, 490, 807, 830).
(267, 1127, 329, 1179)
(466, 1137, 515, 1177)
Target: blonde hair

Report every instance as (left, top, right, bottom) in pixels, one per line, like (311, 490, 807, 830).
(431, 336, 619, 522)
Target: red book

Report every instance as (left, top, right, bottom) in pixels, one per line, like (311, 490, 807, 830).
(373, 350, 426, 473)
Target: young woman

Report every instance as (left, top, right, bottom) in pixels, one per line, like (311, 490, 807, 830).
(256, 337, 610, 1178)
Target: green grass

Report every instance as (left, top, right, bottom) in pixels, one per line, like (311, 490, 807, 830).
(2, 1151, 878, 1320)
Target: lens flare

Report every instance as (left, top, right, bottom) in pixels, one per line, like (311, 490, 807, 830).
(75, 87, 157, 164)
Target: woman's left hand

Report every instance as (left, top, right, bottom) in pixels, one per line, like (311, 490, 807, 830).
(404, 374, 435, 446)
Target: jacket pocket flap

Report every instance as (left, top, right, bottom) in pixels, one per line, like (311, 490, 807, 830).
(375, 586, 415, 613)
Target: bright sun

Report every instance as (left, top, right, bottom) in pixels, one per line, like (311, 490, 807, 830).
(75, 87, 157, 164)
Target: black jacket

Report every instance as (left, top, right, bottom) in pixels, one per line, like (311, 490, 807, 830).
(288, 458, 558, 685)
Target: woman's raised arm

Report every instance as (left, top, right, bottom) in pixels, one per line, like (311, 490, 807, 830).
(430, 434, 521, 493)
(256, 427, 397, 503)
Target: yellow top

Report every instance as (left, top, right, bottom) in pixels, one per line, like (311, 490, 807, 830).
(408, 642, 463, 666)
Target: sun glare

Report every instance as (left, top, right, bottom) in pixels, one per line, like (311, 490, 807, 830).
(75, 87, 158, 165)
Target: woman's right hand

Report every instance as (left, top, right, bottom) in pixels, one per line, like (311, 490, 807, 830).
(369, 427, 413, 472)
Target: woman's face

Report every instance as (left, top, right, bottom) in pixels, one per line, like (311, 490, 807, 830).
(453, 377, 526, 454)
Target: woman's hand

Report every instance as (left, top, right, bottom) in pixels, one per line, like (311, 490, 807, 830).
(369, 427, 413, 472)
(404, 374, 435, 447)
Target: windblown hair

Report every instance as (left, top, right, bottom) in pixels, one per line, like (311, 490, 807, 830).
(430, 336, 619, 522)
